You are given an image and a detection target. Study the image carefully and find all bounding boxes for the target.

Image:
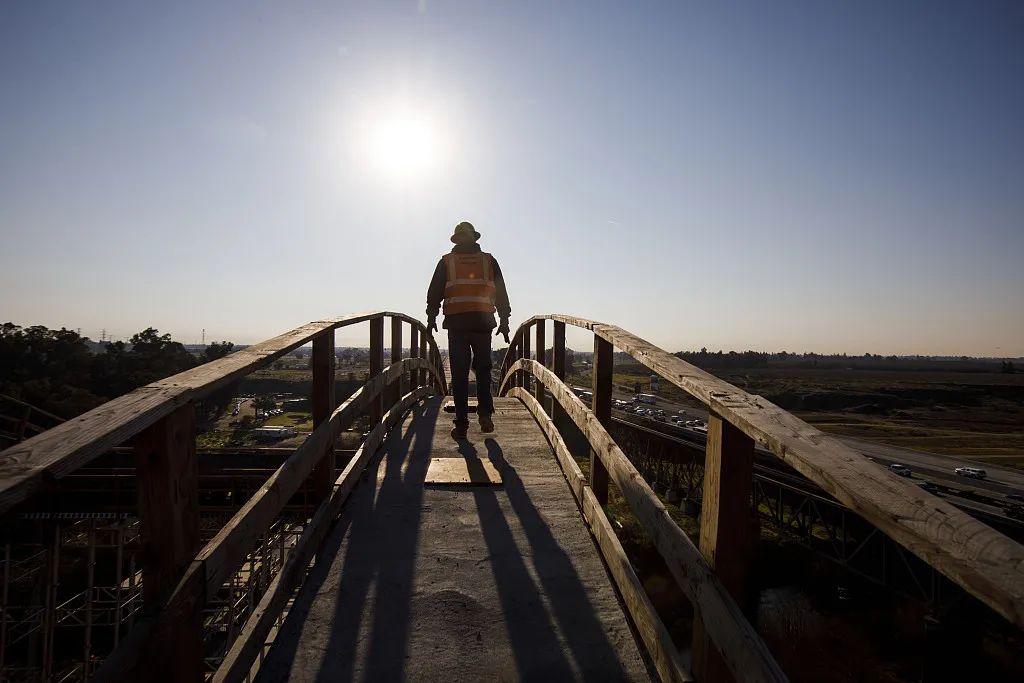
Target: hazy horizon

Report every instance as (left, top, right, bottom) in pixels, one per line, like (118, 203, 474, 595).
(2, 2, 1022, 356)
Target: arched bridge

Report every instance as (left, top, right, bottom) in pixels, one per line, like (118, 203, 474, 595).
(0, 312, 1021, 682)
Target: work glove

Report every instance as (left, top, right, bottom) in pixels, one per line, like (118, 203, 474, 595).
(496, 321, 510, 345)
(427, 316, 438, 334)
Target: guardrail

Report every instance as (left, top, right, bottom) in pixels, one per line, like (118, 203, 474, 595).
(0, 311, 446, 682)
(499, 314, 1024, 683)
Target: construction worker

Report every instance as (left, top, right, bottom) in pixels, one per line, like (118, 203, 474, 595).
(427, 221, 511, 440)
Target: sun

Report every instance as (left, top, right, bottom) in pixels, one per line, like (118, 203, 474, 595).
(363, 109, 444, 181)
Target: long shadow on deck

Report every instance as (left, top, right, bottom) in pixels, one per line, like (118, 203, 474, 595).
(260, 400, 635, 681)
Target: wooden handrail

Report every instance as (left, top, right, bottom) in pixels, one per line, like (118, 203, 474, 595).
(92, 360, 438, 683)
(0, 311, 445, 516)
(500, 315, 1024, 630)
(502, 360, 787, 683)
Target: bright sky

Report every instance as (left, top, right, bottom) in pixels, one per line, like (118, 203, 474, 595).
(1, 2, 1022, 356)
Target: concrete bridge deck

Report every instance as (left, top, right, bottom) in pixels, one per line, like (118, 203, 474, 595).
(256, 396, 651, 682)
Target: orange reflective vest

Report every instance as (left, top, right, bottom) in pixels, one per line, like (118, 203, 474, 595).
(442, 252, 497, 316)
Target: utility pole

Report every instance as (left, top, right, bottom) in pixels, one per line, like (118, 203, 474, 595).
(202, 328, 205, 346)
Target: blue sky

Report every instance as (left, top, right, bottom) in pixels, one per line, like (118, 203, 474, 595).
(1, 1, 1021, 355)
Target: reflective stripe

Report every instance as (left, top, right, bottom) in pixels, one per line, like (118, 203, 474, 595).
(445, 296, 493, 304)
(446, 278, 489, 286)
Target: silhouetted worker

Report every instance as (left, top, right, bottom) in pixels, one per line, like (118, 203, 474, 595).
(427, 221, 511, 440)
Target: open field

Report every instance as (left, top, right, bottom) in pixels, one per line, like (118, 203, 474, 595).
(572, 364, 1024, 468)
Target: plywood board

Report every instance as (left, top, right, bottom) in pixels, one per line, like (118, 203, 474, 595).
(424, 457, 502, 486)
(442, 399, 478, 413)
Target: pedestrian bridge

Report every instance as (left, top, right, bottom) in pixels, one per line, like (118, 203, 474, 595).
(0, 312, 1021, 683)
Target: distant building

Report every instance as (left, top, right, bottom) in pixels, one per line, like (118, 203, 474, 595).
(253, 426, 298, 440)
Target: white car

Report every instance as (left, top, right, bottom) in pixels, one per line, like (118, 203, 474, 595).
(954, 466, 987, 480)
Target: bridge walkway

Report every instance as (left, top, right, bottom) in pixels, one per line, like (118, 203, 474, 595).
(256, 395, 652, 682)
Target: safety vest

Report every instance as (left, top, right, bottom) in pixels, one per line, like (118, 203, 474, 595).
(442, 252, 497, 316)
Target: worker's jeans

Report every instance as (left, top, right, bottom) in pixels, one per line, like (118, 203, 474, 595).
(448, 330, 495, 426)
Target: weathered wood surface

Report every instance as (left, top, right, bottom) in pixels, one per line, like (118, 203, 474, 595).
(591, 335, 613, 505)
(510, 388, 691, 683)
(692, 415, 755, 683)
(213, 386, 432, 683)
(134, 404, 203, 682)
(0, 311, 443, 516)
(512, 315, 1024, 628)
(501, 359, 788, 683)
(308, 330, 336, 504)
(255, 397, 650, 682)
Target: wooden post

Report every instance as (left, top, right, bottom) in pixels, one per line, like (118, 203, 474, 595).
(551, 320, 568, 432)
(409, 325, 419, 390)
(391, 317, 403, 406)
(134, 403, 202, 682)
(369, 317, 384, 424)
(591, 336, 612, 504)
(420, 334, 429, 391)
(692, 413, 755, 683)
(534, 320, 546, 406)
(521, 324, 532, 392)
(309, 329, 336, 505)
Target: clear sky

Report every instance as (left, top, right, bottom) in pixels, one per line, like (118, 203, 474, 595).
(1, 1, 1022, 356)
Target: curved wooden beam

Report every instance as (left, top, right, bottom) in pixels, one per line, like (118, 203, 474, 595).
(503, 360, 788, 683)
(503, 317, 1024, 629)
(0, 311, 444, 515)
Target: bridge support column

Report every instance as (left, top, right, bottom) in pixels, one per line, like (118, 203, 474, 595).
(591, 335, 612, 504)
(134, 403, 202, 683)
(692, 413, 755, 683)
(370, 317, 384, 423)
(309, 329, 336, 505)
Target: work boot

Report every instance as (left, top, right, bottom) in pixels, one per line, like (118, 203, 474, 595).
(451, 423, 468, 441)
(479, 413, 494, 433)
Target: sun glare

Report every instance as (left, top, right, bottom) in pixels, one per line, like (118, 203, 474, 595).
(363, 109, 444, 181)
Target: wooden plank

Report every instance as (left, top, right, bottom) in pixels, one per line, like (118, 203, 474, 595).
(521, 324, 532, 392)
(369, 317, 384, 424)
(591, 336, 613, 505)
(133, 403, 202, 683)
(308, 330, 336, 505)
(510, 388, 691, 683)
(419, 334, 428, 391)
(424, 457, 502, 485)
(390, 316, 403, 408)
(503, 359, 787, 683)
(534, 320, 546, 406)
(0, 311, 435, 516)
(212, 385, 431, 683)
(409, 325, 420, 390)
(512, 315, 1024, 628)
(692, 414, 755, 683)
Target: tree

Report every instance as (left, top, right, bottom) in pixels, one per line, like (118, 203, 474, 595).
(202, 341, 234, 363)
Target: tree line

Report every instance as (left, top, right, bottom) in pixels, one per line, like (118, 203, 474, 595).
(1, 322, 235, 422)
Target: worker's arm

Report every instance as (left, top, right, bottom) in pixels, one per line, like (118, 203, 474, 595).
(491, 256, 511, 323)
(425, 259, 446, 326)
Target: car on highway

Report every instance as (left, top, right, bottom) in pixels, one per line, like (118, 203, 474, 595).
(954, 466, 987, 480)
(889, 463, 912, 477)
(1007, 493, 1024, 503)
(917, 480, 939, 493)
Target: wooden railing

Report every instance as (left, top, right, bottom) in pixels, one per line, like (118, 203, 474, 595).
(0, 312, 446, 683)
(499, 314, 1024, 683)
